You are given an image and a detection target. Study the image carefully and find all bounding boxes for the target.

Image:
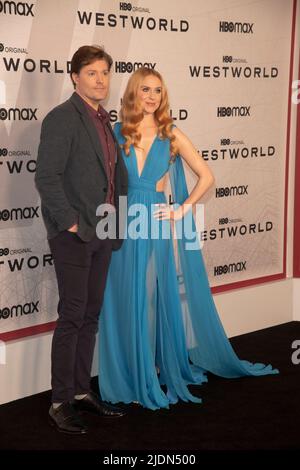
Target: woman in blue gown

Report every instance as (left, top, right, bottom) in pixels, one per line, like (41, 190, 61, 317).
(98, 67, 278, 410)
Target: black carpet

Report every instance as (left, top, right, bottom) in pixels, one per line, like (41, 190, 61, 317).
(0, 321, 299, 461)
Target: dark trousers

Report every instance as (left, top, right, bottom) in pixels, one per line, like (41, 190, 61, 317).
(48, 230, 112, 403)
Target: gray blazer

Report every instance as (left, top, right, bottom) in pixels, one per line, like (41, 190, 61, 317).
(35, 92, 128, 247)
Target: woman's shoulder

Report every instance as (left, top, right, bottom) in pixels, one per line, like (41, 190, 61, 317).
(171, 126, 185, 141)
(113, 121, 122, 133)
(113, 122, 125, 142)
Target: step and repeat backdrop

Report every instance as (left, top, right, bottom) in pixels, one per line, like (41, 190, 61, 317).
(0, 0, 295, 339)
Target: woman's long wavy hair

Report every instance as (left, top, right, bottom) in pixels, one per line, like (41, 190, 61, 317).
(120, 67, 178, 158)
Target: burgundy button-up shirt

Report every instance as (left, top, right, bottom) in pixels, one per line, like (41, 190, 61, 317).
(83, 98, 116, 206)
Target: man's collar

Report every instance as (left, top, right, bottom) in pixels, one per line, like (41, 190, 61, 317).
(70, 92, 110, 124)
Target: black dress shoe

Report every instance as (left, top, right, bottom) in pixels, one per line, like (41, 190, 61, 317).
(73, 391, 126, 417)
(49, 402, 88, 435)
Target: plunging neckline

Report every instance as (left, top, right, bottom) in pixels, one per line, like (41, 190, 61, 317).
(132, 135, 158, 179)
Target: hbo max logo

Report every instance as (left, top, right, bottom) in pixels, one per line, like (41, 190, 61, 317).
(0, 1, 34, 16)
(0, 107, 37, 121)
(217, 106, 250, 117)
(0, 206, 39, 221)
(0, 301, 39, 319)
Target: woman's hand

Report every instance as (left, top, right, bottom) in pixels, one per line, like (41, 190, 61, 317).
(153, 204, 184, 221)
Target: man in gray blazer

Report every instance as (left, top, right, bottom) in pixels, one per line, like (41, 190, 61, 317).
(35, 45, 128, 434)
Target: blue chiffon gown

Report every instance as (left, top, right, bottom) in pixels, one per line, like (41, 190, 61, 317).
(98, 122, 279, 410)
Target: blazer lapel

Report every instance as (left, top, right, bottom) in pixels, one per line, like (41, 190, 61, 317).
(70, 92, 107, 175)
(107, 120, 119, 163)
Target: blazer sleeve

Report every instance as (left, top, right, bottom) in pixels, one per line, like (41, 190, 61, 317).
(35, 108, 78, 231)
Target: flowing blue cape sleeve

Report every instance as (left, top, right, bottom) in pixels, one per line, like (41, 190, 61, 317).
(169, 156, 279, 377)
